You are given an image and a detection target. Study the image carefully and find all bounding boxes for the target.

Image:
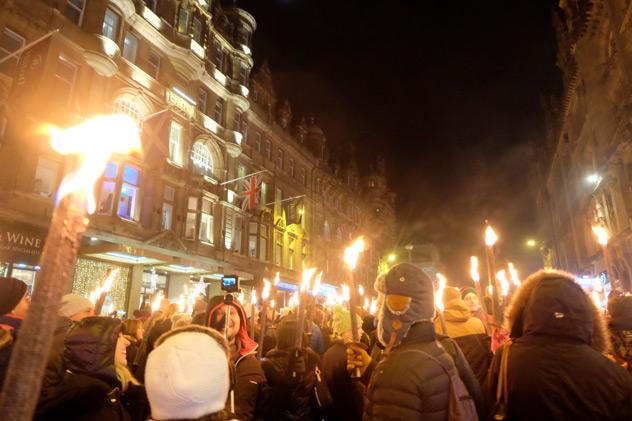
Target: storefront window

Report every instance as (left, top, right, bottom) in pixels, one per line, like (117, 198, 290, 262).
(11, 265, 38, 294)
(118, 165, 140, 221)
(32, 156, 59, 198)
(162, 185, 175, 231)
(98, 162, 118, 215)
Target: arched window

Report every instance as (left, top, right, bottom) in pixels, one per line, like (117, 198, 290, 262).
(113, 99, 143, 128)
(191, 141, 213, 176)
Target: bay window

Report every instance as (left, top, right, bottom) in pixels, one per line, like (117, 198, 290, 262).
(98, 162, 118, 215)
(177, 7, 190, 34)
(102, 8, 120, 41)
(118, 165, 140, 221)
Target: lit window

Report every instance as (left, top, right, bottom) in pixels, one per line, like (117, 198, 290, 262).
(197, 88, 207, 113)
(214, 97, 224, 124)
(0, 28, 24, 75)
(248, 221, 258, 257)
(192, 17, 202, 42)
(168, 121, 183, 165)
(32, 157, 59, 198)
(259, 224, 268, 261)
(191, 141, 213, 176)
(199, 198, 214, 244)
(288, 158, 295, 177)
(265, 140, 271, 160)
(185, 196, 198, 240)
(53, 56, 77, 107)
(224, 208, 234, 250)
(162, 185, 175, 231)
(118, 165, 140, 221)
(177, 6, 190, 34)
(274, 230, 283, 266)
(98, 162, 118, 215)
(276, 148, 283, 169)
(102, 8, 119, 41)
(113, 99, 143, 128)
(65, 0, 85, 26)
(122, 33, 138, 63)
(213, 42, 223, 71)
(148, 49, 160, 79)
(255, 133, 261, 152)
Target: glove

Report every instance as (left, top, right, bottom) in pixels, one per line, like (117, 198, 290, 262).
(346, 342, 371, 377)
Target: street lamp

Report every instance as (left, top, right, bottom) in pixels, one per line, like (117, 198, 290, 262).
(526, 239, 536, 248)
(586, 173, 602, 185)
(592, 224, 616, 289)
(387, 253, 396, 263)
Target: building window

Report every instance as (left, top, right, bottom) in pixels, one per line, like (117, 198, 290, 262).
(234, 110, 242, 132)
(199, 198, 214, 244)
(177, 6, 190, 34)
(197, 88, 207, 113)
(113, 99, 143, 128)
(161, 185, 175, 231)
(102, 8, 120, 41)
(98, 162, 118, 215)
(224, 208, 234, 250)
(192, 16, 202, 42)
(118, 165, 140, 221)
(300, 167, 306, 186)
(259, 224, 269, 261)
(148, 49, 160, 79)
(168, 121, 183, 166)
(32, 157, 59, 198)
(53, 56, 77, 107)
(261, 181, 268, 205)
(0, 28, 24, 75)
(265, 140, 271, 160)
(248, 221, 258, 257)
(191, 141, 213, 176)
(239, 64, 249, 85)
(274, 230, 283, 266)
(234, 214, 243, 254)
(255, 133, 261, 152)
(288, 158, 295, 177)
(276, 148, 283, 169)
(122, 32, 138, 63)
(185, 196, 198, 240)
(213, 42, 224, 72)
(288, 237, 295, 270)
(65, 0, 86, 26)
(214, 97, 224, 124)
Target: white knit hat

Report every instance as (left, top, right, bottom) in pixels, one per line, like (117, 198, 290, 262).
(145, 328, 230, 420)
(59, 294, 94, 318)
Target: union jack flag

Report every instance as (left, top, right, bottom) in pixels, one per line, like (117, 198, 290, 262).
(241, 175, 261, 210)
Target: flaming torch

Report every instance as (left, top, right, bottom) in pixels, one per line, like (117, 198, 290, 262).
(0, 114, 141, 420)
(343, 237, 366, 377)
(592, 224, 616, 290)
(91, 267, 119, 315)
(469, 256, 490, 333)
(435, 273, 448, 334)
(257, 279, 271, 359)
(249, 288, 257, 340)
(508, 262, 521, 290)
(484, 222, 500, 324)
(296, 268, 316, 348)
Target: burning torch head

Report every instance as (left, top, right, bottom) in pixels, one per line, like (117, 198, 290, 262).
(374, 263, 435, 348)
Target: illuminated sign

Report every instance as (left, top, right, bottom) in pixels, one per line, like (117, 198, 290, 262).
(166, 89, 195, 118)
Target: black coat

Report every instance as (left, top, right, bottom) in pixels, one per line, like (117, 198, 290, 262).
(487, 271, 632, 421)
(41, 316, 74, 395)
(261, 347, 321, 421)
(0, 328, 13, 393)
(363, 321, 459, 421)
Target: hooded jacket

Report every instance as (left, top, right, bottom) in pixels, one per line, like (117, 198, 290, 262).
(41, 316, 75, 396)
(487, 270, 632, 421)
(608, 295, 632, 373)
(208, 299, 265, 421)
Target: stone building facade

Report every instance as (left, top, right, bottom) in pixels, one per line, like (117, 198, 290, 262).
(534, 0, 632, 291)
(0, 0, 396, 313)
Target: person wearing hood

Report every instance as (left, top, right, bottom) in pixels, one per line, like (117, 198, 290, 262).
(435, 287, 492, 388)
(460, 286, 489, 333)
(350, 263, 478, 420)
(208, 295, 266, 420)
(608, 294, 632, 373)
(42, 294, 95, 395)
(0, 277, 29, 392)
(35, 316, 149, 420)
(486, 269, 632, 420)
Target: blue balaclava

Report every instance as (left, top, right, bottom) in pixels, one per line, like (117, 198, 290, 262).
(375, 263, 435, 350)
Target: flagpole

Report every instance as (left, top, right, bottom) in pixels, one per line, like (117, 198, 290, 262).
(220, 169, 270, 186)
(0, 29, 58, 66)
(265, 194, 306, 207)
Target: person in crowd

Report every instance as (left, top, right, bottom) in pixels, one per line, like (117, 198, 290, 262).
(145, 325, 236, 421)
(35, 316, 148, 420)
(321, 305, 367, 421)
(0, 277, 29, 391)
(42, 294, 95, 395)
(145, 303, 177, 354)
(460, 286, 489, 332)
(314, 304, 333, 352)
(608, 294, 632, 373)
(122, 319, 144, 371)
(348, 263, 478, 420)
(171, 312, 192, 329)
(256, 306, 277, 357)
(435, 287, 492, 387)
(307, 303, 325, 355)
(260, 317, 323, 420)
(208, 296, 266, 420)
(487, 269, 632, 420)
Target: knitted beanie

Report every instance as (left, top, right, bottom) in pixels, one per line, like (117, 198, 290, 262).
(0, 277, 27, 315)
(59, 294, 94, 318)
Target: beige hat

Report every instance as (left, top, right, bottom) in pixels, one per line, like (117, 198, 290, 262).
(59, 294, 94, 318)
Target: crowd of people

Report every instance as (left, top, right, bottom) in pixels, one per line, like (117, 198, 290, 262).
(1, 263, 632, 420)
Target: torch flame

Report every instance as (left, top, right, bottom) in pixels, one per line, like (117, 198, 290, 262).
(178, 294, 186, 313)
(312, 271, 322, 296)
(250, 288, 257, 305)
(344, 236, 366, 270)
(48, 114, 141, 214)
(262, 278, 271, 301)
(435, 273, 447, 312)
(485, 225, 498, 247)
(270, 299, 275, 309)
(592, 225, 609, 246)
(301, 268, 316, 293)
(470, 256, 480, 282)
(88, 268, 119, 304)
(508, 262, 520, 286)
(342, 284, 350, 302)
(363, 297, 369, 311)
(358, 284, 365, 296)
(274, 272, 280, 286)
(497, 270, 510, 296)
(369, 297, 378, 315)
(151, 290, 164, 313)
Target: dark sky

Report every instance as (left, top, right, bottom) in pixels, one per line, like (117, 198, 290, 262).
(239, 0, 562, 281)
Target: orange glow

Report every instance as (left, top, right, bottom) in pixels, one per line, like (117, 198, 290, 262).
(470, 256, 480, 282)
(262, 279, 272, 301)
(250, 288, 257, 305)
(312, 271, 322, 296)
(301, 268, 317, 293)
(344, 237, 366, 270)
(592, 225, 609, 246)
(151, 290, 164, 313)
(508, 262, 520, 286)
(270, 299, 275, 309)
(435, 273, 447, 312)
(485, 225, 498, 247)
(358, 284, 365, 296)
(274, 271, 280, 286)
(497, 270, 510, 296)
(48, 114, 141, 214)
(88, 268, 119, 304)
(342, 284, 350, 302)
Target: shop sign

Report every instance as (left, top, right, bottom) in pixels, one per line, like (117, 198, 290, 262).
(166, 89, 195, 119)
(0, 223, 47, 265)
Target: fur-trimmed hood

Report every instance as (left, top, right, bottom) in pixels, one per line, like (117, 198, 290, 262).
(504, 269, 610, 353)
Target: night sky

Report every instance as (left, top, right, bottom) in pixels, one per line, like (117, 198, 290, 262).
(240, 0, 562, 282)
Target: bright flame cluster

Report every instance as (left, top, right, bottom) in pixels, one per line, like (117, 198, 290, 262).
(435, 273, 447, 312)
(177, 285, 199, 313)
(485, 225, 498, 247)
(151, 290, 165, 313)
(496, 270, 510, 297)
(470, 256, 480, 282)
(592, 225, 609, 246)
(508, 263, 520, 287)
(344, 237, 366, 270)
(88, 268, 120, 305)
